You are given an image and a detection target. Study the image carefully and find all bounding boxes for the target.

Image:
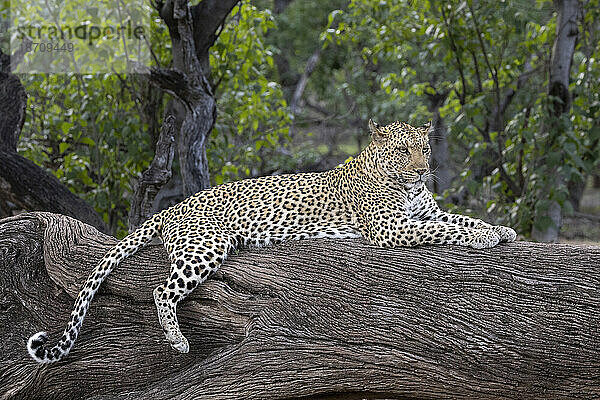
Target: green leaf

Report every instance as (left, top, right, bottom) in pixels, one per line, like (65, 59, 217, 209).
(60, 122, 73, 134)
(59, 142, 70, 154)
(80, 137, 96, 146)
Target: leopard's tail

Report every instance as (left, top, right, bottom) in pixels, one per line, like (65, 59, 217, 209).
(27, 212, 164, 363)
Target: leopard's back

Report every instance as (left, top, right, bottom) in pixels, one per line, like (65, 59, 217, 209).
(165, 170, 360, 246)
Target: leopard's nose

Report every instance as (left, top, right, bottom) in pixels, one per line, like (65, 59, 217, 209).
(415, 168, 427, 176)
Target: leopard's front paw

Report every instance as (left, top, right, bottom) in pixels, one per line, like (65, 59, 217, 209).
(492, 225, 517, 242)
(470, 229, 501, 249)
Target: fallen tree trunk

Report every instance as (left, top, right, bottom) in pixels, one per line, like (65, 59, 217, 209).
(0, 212, 599, 400)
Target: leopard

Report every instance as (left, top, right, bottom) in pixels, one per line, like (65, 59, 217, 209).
(27, 119, 516, 363)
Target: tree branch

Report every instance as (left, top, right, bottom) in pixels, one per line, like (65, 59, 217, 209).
(467, 48, 483, 93)
(0, 153, 109, 233)
(127, 115, 176, 231)
(499, 59, 539, 116)
(290, 47, 322, 115)
(191, 0, 241, 74)
(144, 66, 203, 108)
(151, 0, 238, 196)
(440, 6, 467, 105)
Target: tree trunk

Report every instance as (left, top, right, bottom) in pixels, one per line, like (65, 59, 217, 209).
(151, 0, 239, 197)
(1, 212, 599, 400)
(426, 90, 450, 194)
(0, 72, 26, 151)
(532, 0, 580, 242)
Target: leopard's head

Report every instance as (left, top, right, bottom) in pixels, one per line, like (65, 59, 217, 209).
(367, 119, 432, 189)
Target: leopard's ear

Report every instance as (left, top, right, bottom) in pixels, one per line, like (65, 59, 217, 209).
(420, 120, 433, 136)
(368, 119, 387, 144)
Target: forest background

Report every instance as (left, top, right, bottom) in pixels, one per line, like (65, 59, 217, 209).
(1, 0, 599, 243)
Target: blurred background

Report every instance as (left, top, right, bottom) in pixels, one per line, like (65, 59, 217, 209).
(1, 0, 599, 243)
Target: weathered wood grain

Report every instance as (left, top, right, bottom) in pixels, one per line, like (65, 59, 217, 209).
(0, 212, 599, 400)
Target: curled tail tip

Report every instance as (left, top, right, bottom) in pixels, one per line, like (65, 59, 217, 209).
(27, 331, 49, 362)
(27, 331, 48, 351)
(27, 331, 62, 364)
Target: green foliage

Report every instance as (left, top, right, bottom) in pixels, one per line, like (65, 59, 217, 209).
(19, 73, 152, 236)
(268, 0, 348, 90)
(209, 2, 291, 184)
(12, 0, 599, 240)
(10, 0, 153, 74)
(17, 1, 293, 236)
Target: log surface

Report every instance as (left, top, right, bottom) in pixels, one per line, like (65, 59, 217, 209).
(0, 212, 599, 400)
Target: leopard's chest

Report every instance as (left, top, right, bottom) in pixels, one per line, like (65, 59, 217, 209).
(404, 188, 433, 219)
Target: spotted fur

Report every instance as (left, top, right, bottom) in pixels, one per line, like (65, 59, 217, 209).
(27, 120, 516, 363)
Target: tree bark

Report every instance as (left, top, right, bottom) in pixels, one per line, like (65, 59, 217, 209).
(1, 212, 599, 400)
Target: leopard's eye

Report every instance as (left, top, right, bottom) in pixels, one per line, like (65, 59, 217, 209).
(397, 147, 409, 155)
